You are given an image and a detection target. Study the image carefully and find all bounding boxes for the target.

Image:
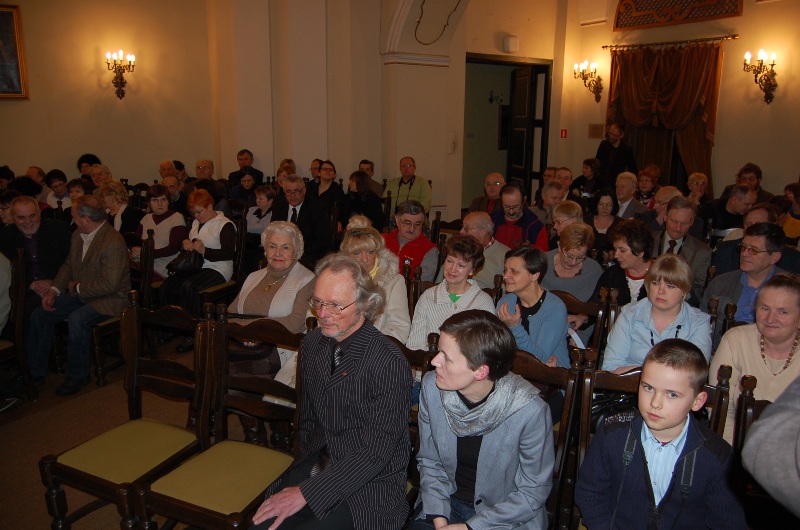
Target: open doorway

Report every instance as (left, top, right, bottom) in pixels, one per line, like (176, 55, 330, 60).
(463, 54, 552, 212)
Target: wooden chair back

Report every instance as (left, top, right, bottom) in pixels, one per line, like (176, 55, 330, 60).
(606, 287, 621, 331)
(707, 296, 720, 350)
(721, 302, 741, 337)
(481, 274, 504, 306)
(122, 292, 210, 425)
(512, 347, 584, 530)
(0, 249, 35, 401)
(199, 216, 248, 306)
(703, 364, 732, 438)
(213, 305, 306, 450)
(706, 264, 717, 286)
(430, 211, 463, 246)
(550, 289, 607, 350)
(733, 375, 772, 453)
(381, 190, 393, 232)
(410, 266, 436, 318)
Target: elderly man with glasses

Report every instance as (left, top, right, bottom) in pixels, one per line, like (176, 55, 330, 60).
(490, 183, 548, 251)
(252, 254, 412, 530)
(382, 200, 438, 281)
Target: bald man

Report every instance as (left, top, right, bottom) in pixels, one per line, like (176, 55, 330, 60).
(468, 172, 505, 216)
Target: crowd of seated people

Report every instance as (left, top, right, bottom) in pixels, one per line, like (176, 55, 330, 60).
(1, 143, 799, 528)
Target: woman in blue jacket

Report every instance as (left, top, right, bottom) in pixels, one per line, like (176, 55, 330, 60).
(602, 253, 712, 373)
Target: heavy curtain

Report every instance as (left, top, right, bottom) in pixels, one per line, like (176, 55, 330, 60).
(606, 43, 723, 195)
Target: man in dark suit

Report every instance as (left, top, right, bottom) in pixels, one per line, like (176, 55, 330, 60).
(272, 174, 331, 267)
(0, 196, 71, 323)
(616, 172, 649, 219)
(253, 254, 412, 530)
(25, 195, 130, 396)
(227, 148, 264, 187)
(651, 196, 711, 306)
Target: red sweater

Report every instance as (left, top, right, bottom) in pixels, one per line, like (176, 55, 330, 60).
(382, 229, 436, 274)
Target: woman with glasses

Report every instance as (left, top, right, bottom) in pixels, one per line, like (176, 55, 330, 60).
(227, 221, 316, 444)
(603, 254, 711, 373)
(130, 184, 188, 280)
(686, 172, 711, 207)
(160, 189, 236, 351)
(339, 217, 410, 342)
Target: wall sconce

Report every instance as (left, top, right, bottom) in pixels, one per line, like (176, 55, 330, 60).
(573, 61, 603, 103)
(105, 49, 136, 99)
(743, 49, 777, 104)
(488, 90, 503, 105)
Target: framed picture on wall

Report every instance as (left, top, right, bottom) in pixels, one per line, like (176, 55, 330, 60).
(0, 6, 28, 98)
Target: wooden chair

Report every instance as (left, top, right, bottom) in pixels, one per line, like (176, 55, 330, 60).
(481, 274, 504, 305)
(606, 287, 621, 332)
(703, 364, 732, 438)
(381, 190, 393, 232)
(39, 295, 212, 529)
(707, 296, 720, 349)
(410, 266, 436, 319)
(133, 309, 300, 530)
(430, 210, 462, 246)
(0, 248, 36, 401)
(730, 375, 798, 529)
(513, 347, 584, 530)
(550, 289, 607, 350)
(706, 264, 717, 286)
(200, 216, 249, 306)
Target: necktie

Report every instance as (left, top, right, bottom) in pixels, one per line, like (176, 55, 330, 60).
(290, 207, 298, 224)
(331, 343, 343, 374)
(666, 239, 677, 254)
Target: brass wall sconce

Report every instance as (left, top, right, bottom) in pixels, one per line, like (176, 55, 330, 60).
(573, 61, 603, 102)
(105, 49, 136, 99)
(743, 49, 777, 104)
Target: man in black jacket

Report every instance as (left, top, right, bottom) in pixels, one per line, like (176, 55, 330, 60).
(271, 174, 332, 267)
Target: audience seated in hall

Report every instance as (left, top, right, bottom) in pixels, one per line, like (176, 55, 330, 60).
(26, 195, 131, 396)
(702, 222, 787, 349)
(650, 196, 711, 306)
(637, 184, 703, 240)
(635, 164, 660, 209)
(436, 211, 509, 290)
(491, 182, 548, 250)
(227, 169, 258, 207)
(549, 200, 583, 250)
(468, 171, 505, 216)
(686, 171, 712, 208)
(88, 163, 113, 191)
(576, 339, 746, 529)
(382, 200, 438, 282)
(570, 157, 604, 198)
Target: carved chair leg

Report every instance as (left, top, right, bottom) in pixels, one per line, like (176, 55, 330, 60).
(40, 456, 70, 530)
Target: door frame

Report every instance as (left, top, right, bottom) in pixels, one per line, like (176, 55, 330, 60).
(466, 53, 552, 199)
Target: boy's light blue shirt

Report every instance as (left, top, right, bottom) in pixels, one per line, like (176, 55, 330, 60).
(641, 413, 691, 504)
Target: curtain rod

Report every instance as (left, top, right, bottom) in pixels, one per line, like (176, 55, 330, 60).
(602, 34, 738, 51)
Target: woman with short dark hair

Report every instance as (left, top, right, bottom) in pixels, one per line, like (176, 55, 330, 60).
(410, 310, 554, 529)
(131, 184, 188, 279)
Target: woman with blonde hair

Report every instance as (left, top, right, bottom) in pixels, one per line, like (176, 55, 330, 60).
(603, 253, 712, 373)
(96, 180, 143, 233)
(550, 199, 585, 248)
(339, 215, 410, 342)
(687, 172, 711, 207)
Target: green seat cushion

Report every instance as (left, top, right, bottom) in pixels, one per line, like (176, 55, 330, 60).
(58, 419, 196, 484)
(151, 440, 294, 515)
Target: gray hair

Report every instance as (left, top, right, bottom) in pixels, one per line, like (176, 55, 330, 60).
(283, 174, 304, 187)
(315, 253, 385, 321)
(616, 172, 637, 189)
(261, 221, 304, 260)
(73, 195, 107, 222)
(395, 200, 425, 217)
(464, 211, 493, 232)
(542, 180, 565, 194)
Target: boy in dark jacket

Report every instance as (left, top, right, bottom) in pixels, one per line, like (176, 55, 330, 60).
(575, 338, 746, 529)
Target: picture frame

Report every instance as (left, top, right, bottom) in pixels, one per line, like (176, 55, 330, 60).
(0, 5, 28, 98)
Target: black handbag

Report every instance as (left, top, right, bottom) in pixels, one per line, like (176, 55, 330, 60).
(166, 250, 204, 277)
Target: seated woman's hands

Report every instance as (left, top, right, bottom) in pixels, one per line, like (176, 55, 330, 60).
(497, 302, 522, 328)
(182, 239, 206, 254)
(568, 314, 588, 329)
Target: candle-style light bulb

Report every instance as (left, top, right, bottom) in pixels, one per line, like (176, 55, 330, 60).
(590, 62, 597, 71)
(770, 53, 776, 63)
(744, 51, 751, 64)
(106, 52, 111, 61)
(573, 63, 578, 72)
(757, 49, 767, 62)
(131, 54, 135, 63)
(112, 52, 118, 61)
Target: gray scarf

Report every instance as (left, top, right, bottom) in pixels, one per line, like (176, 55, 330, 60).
(440, 373, 540, 437)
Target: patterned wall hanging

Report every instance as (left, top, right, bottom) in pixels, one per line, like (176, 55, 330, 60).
(614, 0, 743, 31)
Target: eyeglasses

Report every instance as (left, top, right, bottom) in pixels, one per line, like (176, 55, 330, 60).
(461, 225, 482, 233)
(560, 248, 587, 263)
(400, 164, 415, 169)
(308, 297, 356, 315)
(502, 204, 523, 212)
(737, 244, 772, 256)
(320, 167, 335, 173)
(284, 189, 304, 196)
(486, 181, 502, 187)
(399, 220, 424, 229)
(195, 166, 211, 170)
